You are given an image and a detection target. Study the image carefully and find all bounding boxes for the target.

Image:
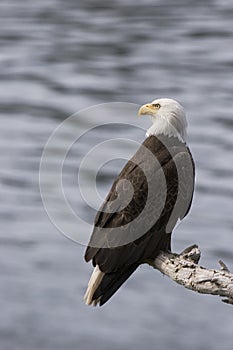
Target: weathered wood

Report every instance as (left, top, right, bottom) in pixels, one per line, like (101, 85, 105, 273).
(146, 245, 233, 305)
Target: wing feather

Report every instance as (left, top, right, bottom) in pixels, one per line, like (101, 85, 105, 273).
(84, 136, 195, 273)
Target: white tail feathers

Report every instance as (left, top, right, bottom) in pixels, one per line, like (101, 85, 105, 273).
(83, 265, 104, 306)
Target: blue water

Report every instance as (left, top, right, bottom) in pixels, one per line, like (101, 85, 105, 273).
(0, 1, 233, 349)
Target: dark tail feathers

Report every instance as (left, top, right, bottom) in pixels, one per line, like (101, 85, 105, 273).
(93, 264, 139, 306)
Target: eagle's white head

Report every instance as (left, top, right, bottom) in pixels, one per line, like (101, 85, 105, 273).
(138, 98, 187, 143)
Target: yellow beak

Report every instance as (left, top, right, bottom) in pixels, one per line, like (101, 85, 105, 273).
(138, 103, 155, 116)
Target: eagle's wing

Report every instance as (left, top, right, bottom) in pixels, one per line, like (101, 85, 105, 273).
(83, 137, 195, 306)
(84, 138, 194, 273)
(163, 148, 195, 233)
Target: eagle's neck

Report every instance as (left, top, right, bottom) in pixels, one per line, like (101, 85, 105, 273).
(146, 115, 187, 143)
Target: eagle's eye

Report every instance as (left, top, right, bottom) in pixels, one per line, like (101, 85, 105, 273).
(153, 103, 161, 109)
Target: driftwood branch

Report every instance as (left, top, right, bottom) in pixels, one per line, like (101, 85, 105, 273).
(146, 245, 233, 305)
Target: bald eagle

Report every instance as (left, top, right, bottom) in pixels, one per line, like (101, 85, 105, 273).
(84, 98, 195, 306)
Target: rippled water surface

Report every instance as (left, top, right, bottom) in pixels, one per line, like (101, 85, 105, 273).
(1, 1, 233, 349)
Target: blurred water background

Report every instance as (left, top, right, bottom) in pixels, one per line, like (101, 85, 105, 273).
(1, 0, 233, 349)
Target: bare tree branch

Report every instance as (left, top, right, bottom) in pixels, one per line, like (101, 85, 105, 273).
(146, 245, 233, 305)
